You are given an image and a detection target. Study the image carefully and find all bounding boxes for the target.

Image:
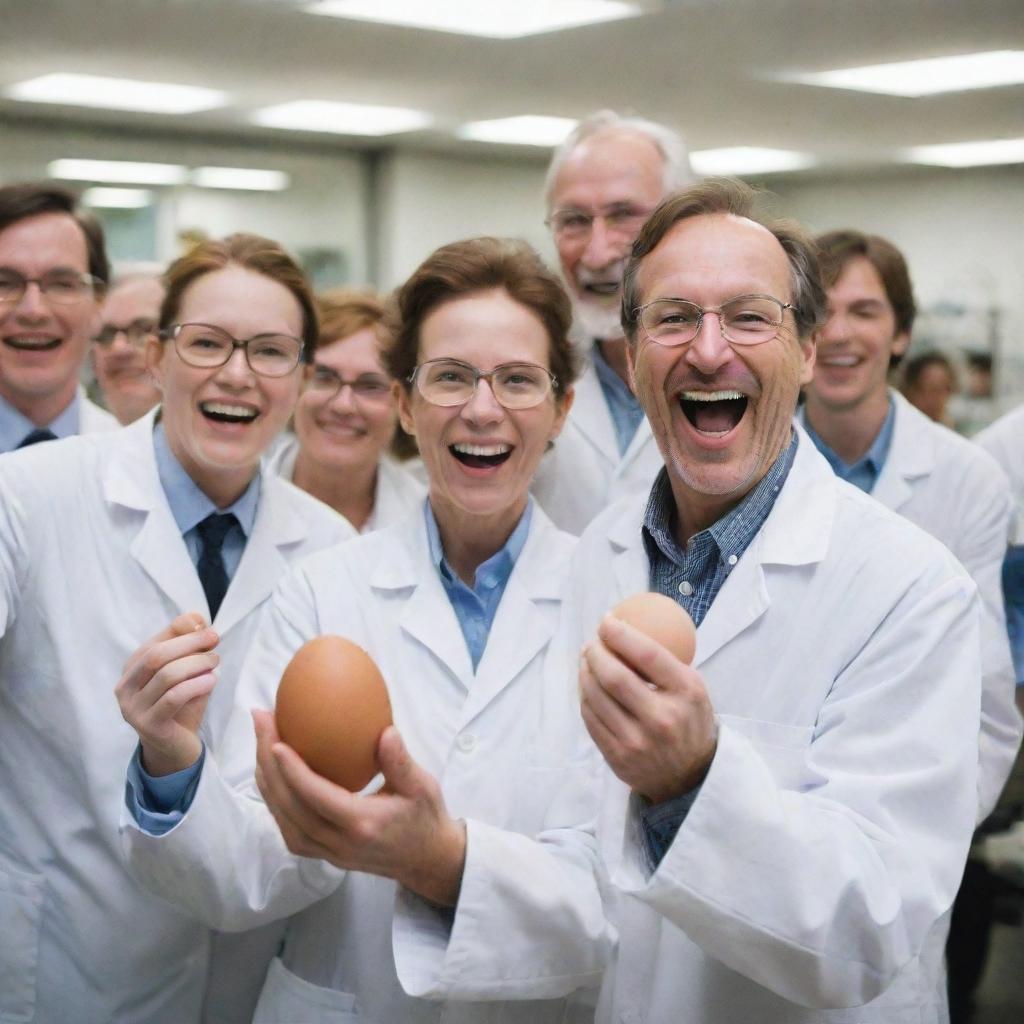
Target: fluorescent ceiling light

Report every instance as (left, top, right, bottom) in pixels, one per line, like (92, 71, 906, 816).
(458, 115, 579, 147)
(904, 138, 1024, 168)
(304, 0, 639, 38)
(82, 187, 153, 210)
(784, 50, 1024, 97)
(191, 167, 290, 191)
(252, 100, 431, 136)
(690, 148, 816, 176)
(48, 159, 188, 186)
(5, 73, 225, 114)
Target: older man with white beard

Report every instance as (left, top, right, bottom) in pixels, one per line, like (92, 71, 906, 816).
(531, 111, 693, 534)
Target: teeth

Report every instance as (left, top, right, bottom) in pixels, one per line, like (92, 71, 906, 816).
(5, 336, 60, 347)
(681, 390, 744, 402)
(452, 442, 510, 457)
(201, 402, 257, 419)
(822, 356, 858, 367)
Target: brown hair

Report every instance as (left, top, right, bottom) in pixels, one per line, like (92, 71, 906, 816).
(384, 236, 578, 400)
(0, 182, 109, 288)
(621, 178, 827, 343)
(159, 233, 318, 360)
(815, 229, 916, 336)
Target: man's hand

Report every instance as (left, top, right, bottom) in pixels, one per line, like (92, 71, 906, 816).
(253, 710, 467, 907)
(580, 614, 717, 804)
(114, 612, 218, 777)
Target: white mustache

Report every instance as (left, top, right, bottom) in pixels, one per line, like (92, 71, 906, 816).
(575, 259, 627, 287)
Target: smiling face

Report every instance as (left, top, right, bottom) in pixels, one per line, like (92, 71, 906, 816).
(147, 264, 304, 507)
(294, 326, 397, 473)
(0, 212, 99, 423)
(398, 288, 572, 537)
(549, 129, 667, 339)
(628, 213, 814, 534)
(808, 256, 908, 414)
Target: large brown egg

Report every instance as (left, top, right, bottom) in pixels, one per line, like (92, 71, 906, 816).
(611, 592, 697, 664)
(275, 635, 393, 791)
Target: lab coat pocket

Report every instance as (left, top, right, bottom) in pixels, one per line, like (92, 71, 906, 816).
(0, 858, 44, 1023)
(715, 714, 815, 791)
(253, 956, 360, 1023)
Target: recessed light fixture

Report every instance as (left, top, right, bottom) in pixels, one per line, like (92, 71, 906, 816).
(6, 73, 226, 114)
(783, 50, 1024, 97)
(191, 167, 291, 191)
(252, 100, 431, 136)
(48, 159, 189, 186)
(81, 187, 154, 210)
(304, 0, 639, 39)
(904, 138, 1024, 168)
(689, 148, 816, 176)
(457, 116, 579, 147)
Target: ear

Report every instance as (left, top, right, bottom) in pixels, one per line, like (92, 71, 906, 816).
(395, 381, 416, 437)
(625, 339, 638, 393)
(798, 332, 817, 388)
(548, 384, 575, 442)
(144, 335, 166, 391)
(891, 330, 911, 360)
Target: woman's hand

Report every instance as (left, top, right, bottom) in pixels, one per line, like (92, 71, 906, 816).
(115, 612, 219, 777)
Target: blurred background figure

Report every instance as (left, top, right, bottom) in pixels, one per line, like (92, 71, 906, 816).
(268, 288, 423, 531)
(901, 350, 958, 427)
(91, 273, 165, 424)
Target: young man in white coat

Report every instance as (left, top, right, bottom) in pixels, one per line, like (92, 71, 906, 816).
(0, 182, 118, 450)
(530, 110, 692, 534)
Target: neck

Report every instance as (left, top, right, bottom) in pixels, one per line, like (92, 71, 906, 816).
(595, 337, 631, 387)
(804, 388, 890, 465)
(292, 449, 378, 531)
(0, 377, 77, 429)
(430, 494, 526, 586)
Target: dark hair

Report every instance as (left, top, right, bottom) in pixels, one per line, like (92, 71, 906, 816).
(621, 178, 826, 343)
(815, 229, 916, 336)
(384, 236, 578, 399)
(0, 182, 109, 287)
(160, 233, 318, 361)
(901, 351, 957, 392)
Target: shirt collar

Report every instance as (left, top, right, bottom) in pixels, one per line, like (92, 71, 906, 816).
(152, 421, 260, 537)
(804, 396, 896, 479)
(590, 341, 636, 404)
(0, 390, 80, 451)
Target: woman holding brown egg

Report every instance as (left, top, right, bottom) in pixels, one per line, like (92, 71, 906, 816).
(117, 237, 616, 1022)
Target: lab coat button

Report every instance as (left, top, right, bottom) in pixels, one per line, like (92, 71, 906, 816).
(678, 580, 694, 596)
(456, 733, 477, 753)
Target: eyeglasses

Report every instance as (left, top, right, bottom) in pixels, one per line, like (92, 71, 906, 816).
(409, 358, 557, 410)
(306, 364, 393, 403)
(162, 322, 305, 377)
(0, 270, 101, 306)
(635, 294, 795, 348)
(545, 203, 653, 243)
(93, 320, 157, 347)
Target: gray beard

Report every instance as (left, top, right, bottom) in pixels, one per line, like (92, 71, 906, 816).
(573, 298, 624, 341)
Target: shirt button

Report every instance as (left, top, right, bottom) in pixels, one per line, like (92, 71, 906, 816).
(727, 554, 738, 566)
(678, 581, 694, 597)
(456, 733, 477, 753)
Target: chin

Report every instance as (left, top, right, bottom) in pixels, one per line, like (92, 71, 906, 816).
(573, 298, 624, 340)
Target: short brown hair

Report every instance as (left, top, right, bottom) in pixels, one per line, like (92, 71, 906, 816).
(0, 182, 109, 288)
(621, 178, 827, 343)
(384, 236, 578, 399)
(815, 229, 916, 336)
(159, 233, 318, 361)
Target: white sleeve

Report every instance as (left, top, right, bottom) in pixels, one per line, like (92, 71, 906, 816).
(0, 461, 31, 638)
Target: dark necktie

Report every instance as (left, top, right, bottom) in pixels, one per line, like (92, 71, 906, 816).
(196, 513, 239, 620)
(16, 428, 57, 449)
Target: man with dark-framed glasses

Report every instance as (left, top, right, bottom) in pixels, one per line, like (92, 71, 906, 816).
(0, 182, 118, 451)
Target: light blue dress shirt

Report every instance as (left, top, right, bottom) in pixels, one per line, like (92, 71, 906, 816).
(0, 391, 80, 452)
(803, 398, 896, 495)
(591, 342, 645, 456)
(425, 498, 532, 670)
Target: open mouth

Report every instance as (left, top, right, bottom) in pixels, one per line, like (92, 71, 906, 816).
(450, 442, 512, 469)
(4, 336, 62, 352)
(820, 354, 860, 368)
(680, 390, 748, 437)
(582, 280, 620, 298)
(200, 401, 258, 425)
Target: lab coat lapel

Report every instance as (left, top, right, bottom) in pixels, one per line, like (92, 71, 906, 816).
(102, 412, 206, 615)
(870, 392, 935, 514)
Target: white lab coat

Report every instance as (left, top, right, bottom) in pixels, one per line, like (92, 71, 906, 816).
(0, 411, 353, 1024)
(975, 404, 1024, 544)
(122, 504, 613, 1023)
(531, 348, 662, 535)
(78, 386, 119, 434)
(266, 434, 425, 533)
(800, 393, 1020, 820)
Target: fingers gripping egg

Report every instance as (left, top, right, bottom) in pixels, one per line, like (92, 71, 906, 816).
(275, 636, 393, 791)
(611, 592, 697, 665)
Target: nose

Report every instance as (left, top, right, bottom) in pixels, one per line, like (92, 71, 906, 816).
(580, 217, 625, 270)
(214, 345, 256, 388)
(329, 381, 359, 412)
(108, 330, 135, 356)
(12, 281, 49, 321)
(683, 312, 734, 375)
(460, 376, 504, 426)
(821, 309, 848, 344)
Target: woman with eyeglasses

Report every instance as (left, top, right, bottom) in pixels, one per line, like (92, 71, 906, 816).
(118, 237, 615, 1022)
(267, 289, 423, 532)
(0, 234, 352, 1024)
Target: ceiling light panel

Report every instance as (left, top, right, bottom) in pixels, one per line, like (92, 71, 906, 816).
(904, 139, 1024, 167)
(457, 116, 579, 146)
(252, 100, 431, 135)
(191, 167, 290, 191)
(785, 50, 1024, 97)
(82, 188, 154, 209)
(48, 159, 189, 185)
(6, 73, 226, 114)
(304, 0, 640, 39)
(689, 148, 817, 176)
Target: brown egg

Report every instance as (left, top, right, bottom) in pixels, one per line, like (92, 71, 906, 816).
(611, 592, 697, 664)
(275, 635, 393, 791)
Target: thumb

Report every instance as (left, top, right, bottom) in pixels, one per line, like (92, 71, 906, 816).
(376, 726, 421, 796)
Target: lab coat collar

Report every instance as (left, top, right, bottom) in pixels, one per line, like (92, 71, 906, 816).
(870, 390, 937, 513)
